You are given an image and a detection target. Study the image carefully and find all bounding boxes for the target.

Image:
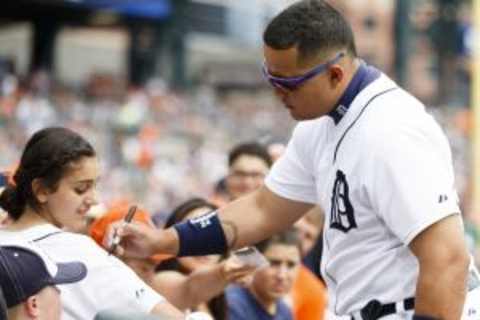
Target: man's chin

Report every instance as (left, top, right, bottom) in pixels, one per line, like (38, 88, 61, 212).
(266, 290, 287, 300)
(289, 111, 316, 121)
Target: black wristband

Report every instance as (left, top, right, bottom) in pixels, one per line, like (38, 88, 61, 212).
(174, 210, 227, 257)
(412, 315, 441, 320)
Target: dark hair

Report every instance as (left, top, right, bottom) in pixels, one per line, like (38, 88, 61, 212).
(164, 198, 218, 228)
(263, 0, 357, 63)
(0, 127, 96, 220)
(255, 228, 300, 254)
(228, 142, 272, 168)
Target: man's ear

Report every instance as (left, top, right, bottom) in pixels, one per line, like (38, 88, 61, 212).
(32, 178, 49, 204)
(24, 295, 40, 317)
(328, 65, 344, 87)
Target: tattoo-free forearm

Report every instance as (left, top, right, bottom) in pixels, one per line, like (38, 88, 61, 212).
(156, 228, 180, 255)
(218, 186, 313, 250)
(222, 220, 239, 250)
(414, 257, 468, 319)
(410, 215, 470, 319)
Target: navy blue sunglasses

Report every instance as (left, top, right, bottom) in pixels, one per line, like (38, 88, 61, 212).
(262, 52, 345, 91)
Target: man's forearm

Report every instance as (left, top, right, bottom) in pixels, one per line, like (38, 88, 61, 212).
(159, 187, 312, 257)
(414, 256, 469, 319)
(154, 228, 180, 256)
(218, 187, 313, 250)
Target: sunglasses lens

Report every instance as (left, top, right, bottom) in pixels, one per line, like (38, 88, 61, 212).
(262, 66, 297, 91)
(274, 80, 295, 91)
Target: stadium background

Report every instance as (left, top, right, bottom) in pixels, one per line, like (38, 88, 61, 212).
(0, 0, 478, 263)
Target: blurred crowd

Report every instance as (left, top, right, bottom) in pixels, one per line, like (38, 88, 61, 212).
(0, 70, 295, 219)
(0, 67, 478, 253)
(0, 1, 478, 319)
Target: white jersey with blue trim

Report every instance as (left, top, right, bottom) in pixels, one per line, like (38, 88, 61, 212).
(0, 224, 165, 320)
(265, 72, 461, 316)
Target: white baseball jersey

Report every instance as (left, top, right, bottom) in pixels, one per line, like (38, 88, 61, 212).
(265, 72, 461, 316)
(0, 224, 165, 320)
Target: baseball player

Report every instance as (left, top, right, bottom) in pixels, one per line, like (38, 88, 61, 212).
(113, 1, 479, 319)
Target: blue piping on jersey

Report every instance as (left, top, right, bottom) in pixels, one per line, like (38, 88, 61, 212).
(328, 62, 381, 125)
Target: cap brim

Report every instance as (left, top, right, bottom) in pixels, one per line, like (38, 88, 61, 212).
(52, 262, 87, 285)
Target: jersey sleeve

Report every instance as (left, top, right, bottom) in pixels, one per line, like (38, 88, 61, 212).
(366, 121, 460, 245)
(265, 124, 317, 204)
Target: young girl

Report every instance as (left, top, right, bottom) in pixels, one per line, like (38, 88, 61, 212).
(0, 127, 183, 320)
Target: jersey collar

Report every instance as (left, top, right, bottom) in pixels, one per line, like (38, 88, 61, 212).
(328, 62, 381, 125)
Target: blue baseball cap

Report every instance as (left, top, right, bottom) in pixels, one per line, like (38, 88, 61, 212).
(0, 242, 87, 308)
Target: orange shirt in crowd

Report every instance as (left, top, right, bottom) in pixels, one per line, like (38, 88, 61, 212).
(292, 265, 328, 320)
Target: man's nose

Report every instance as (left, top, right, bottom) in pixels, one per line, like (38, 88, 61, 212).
(276, 263, 290, 279)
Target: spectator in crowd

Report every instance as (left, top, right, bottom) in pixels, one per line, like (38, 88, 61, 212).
(0, 240, 87, 320)
(293, 209, 323, 260)
(90, 202, 254, 314)
(0, 127, 183, 320)
(158, 198, 241, 320)
(112, 1, 473, 318)
(291, 208, 328, 320)
(228, 141, 327, 320)
(225, 229, 301, 320)
(267, 143, 286, 163)
(209, 178, 229, 208)
(225, 142, 272, 201)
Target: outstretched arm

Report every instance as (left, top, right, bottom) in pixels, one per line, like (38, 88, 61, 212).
(409, 214, 469, 319)
(217, 185, 314, 250)
(115, 186, 313, 258)
(153, 257, 255, 310)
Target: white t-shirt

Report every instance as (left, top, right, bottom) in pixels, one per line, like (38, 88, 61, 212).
(0, 224, 165, 320)
(265, 74, 460, 316)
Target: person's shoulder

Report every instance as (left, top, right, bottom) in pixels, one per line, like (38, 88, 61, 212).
(276, 299, 293, 319)
(225, 285, 248, 300)
(44, 228, 103, 249)
(360, 82, 441, 144)
(226, 285, 254, 319)
(289, 118, 330, 153)
(33, 227, 112, 265)
(293, 117, 329, 136)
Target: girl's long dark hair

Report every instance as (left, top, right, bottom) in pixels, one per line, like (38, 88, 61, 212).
(0, 127, 95, 220)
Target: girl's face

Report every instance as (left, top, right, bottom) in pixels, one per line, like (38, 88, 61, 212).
(39, 156, 100, 232)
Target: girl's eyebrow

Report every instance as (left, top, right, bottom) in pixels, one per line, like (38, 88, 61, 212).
(73, 176, 101, 184)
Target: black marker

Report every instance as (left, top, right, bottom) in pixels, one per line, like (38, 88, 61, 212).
(108, 205, 137, 255)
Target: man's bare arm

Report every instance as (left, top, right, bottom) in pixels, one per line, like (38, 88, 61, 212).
(115, 186, 313, 258)
(409, 214, 469, 319)
(219, 186, 314, 250)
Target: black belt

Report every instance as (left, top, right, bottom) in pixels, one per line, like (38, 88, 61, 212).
(352, 298, 415, 320)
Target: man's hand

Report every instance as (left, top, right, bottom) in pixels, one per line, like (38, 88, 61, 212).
(106, 222, 179, 258)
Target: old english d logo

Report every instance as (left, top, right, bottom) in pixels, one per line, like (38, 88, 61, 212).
(330, 170, 357, 233)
